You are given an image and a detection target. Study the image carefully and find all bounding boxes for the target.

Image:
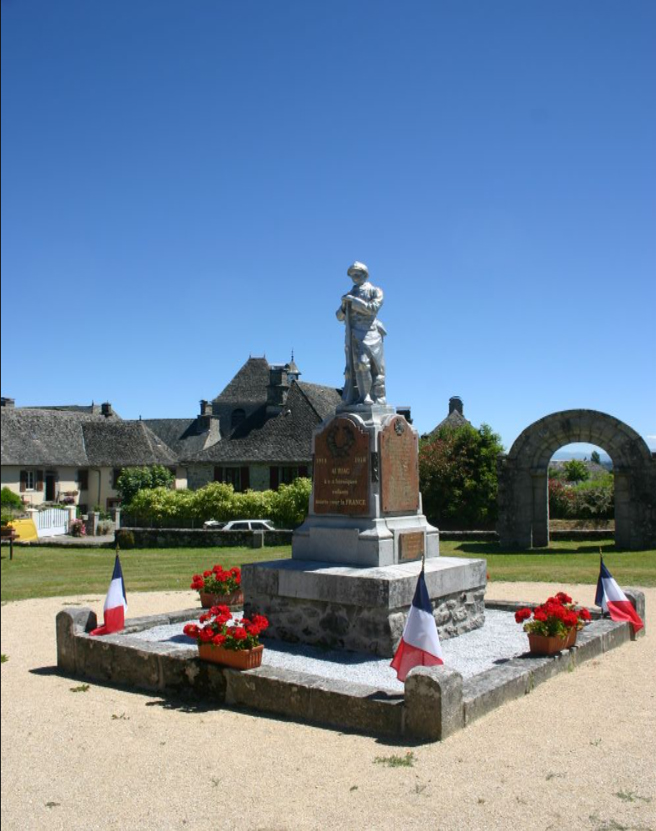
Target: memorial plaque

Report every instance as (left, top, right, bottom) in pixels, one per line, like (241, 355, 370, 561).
(399, 531, 424, 562)
(380, 416, 419, 513)
(313, 417, 370, 515)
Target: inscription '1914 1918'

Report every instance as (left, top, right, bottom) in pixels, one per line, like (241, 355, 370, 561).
(313, 418, 370, 515)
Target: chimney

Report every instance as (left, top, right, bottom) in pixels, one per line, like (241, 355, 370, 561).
(267, 365, 290, 414)
(1, 397, 15, 409)
(101, 402, 113, 417)
(198, 400, 218, 432)
(396, 406, 412, 424)
(449, 396, 463, 416)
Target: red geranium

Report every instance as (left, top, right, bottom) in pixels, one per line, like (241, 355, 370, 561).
(190, 565, 241, 596)
(516, 592, 592, 638)
(184, 607, 269, 652)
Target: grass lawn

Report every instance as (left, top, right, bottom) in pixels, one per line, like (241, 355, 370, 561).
(0, 546, 291, 602)
(441, 539, 656, 587)
(2, 540, 655, 601)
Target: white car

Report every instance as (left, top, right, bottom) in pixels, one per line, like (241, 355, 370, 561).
(202, 519, 225, 529)
(221, 519, 275, 532)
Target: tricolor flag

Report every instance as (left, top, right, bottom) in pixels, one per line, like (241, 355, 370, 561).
(390, 568, 443, 682)
(595, 558, 643, 634)
(90, 554, 128, 636)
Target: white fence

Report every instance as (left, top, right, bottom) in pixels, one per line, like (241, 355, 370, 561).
(33, 508, 70, 538)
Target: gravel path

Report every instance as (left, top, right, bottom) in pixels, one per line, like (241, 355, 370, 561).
(2, 583, 654, 831)
(133, 609, 531, 692)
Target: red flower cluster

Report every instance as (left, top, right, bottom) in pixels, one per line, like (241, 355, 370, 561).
(190, 565, 241, 595)
(515, 591, 591, 638)
(183, 606, 269, 652)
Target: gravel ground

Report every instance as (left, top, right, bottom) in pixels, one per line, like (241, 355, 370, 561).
(2, 582, 654, 831)
(133, 609, 531, 692)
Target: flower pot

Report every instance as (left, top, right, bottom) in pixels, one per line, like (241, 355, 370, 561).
(198, 643, 264, 670)
(199, 590, 244, 609)
(527, 628, 577, 656)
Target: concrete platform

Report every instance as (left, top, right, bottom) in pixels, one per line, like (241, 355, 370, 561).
(242, 556, 487, 657)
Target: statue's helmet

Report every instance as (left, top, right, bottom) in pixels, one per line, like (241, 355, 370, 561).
(347, 261, 369, 278)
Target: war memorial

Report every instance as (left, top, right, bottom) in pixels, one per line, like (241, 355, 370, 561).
(55, 262, 647, 742)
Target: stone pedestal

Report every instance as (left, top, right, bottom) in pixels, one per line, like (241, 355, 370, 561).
(243, 556, 486, 657)
(292, 406, 438, 567)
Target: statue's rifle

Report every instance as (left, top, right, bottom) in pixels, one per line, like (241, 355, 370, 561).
(344, 296, 356, 403)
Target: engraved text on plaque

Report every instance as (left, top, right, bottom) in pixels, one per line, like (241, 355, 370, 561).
(399, 531, 425, 562)
(380, 416, 419, 513)
(313, 417, 370, 515)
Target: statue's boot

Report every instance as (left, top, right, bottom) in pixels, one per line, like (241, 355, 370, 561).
(356, 370, 373, 405)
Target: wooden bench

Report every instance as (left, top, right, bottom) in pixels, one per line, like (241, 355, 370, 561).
(0, 526, 19, 560)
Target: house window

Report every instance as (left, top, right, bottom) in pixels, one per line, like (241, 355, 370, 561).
(78, 470, 89, 491)
(231, 409, 246, 430)
(112, 468, 122, 488)
(214, 467, 250, 492)
(21, 470, 36, 491)
(223, 467, 241, 490)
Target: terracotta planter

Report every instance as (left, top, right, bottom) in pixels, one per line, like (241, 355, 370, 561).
(199, 590, 244, 609)
(198, 643, 264, 670)
(527, 628, 577, 656)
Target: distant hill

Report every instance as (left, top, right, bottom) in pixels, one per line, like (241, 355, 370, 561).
(551, 449, 612, 463)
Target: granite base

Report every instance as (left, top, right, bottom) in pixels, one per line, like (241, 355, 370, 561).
(242, 556, 487, 657)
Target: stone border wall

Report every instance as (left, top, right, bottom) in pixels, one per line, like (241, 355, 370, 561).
(115, 528, 294, 548)
(56, 590, 645, 743)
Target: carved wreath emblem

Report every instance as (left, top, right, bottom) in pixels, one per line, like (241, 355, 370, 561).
(394, 418, 406, 436)
(327, 423, 356, 458)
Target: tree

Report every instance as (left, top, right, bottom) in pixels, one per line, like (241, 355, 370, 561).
(590, 450, 601, 465)
(563, 459, 590, 483)
(419, 423, 504, 529)
(1, 487, 24, 511)
(116, 466, 175, 505)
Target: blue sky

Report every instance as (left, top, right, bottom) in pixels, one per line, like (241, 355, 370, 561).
(2, 1, 655, 453)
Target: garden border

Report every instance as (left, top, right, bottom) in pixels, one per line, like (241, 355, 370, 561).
(56, 590, 645, 742)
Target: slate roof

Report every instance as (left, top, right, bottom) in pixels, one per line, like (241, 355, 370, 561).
(1, 409, 95, 466)
(184, 382, 342, 465)
(142, 418, 218, 457)
(1, 409, 176, 468)
(20, 404, 120, 417)
(81, 421, 177, 467)
(213, 357, 271, 405)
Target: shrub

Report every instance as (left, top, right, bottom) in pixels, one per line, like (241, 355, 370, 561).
(563, 459, 590, 483)
(548, 479, 577, 518)
(116, 466, 175, 505)
(115, 529, 135, 549)
(188, 482, 235, 523)
(1, 487, 24, 511)
(119, 477, 312, 528)
(270, 478, 312, 528)
(571, 475, 614, 519)
(69, 519, 86, 537)
(419, 423, 504, 528)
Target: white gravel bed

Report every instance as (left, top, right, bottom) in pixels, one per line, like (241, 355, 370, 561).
(130, 609, 528, 692)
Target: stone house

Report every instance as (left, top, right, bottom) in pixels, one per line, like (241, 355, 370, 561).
(146, 357, 344, 492)
(0, 399, 179, 511)
(424, 396, 471, 436)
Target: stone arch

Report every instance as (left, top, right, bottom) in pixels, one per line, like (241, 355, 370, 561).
(497, 409, 656, 550)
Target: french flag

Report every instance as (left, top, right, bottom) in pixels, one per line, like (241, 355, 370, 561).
(391, 568, 443, 682)
(595, 559, 643, 634)
(90, 554, 128, 636)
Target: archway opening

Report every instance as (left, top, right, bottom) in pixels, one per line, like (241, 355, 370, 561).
(548, 442, 614, 534)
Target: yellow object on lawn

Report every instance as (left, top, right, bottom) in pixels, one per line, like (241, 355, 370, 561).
(8, 518, 38, 542)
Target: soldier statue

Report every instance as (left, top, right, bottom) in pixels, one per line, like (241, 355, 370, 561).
(336, 261, 387, 406)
